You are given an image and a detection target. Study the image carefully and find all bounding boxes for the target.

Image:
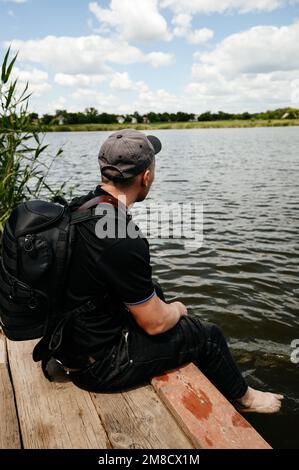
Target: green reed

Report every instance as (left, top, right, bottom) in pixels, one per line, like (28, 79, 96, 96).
(0, 48, 70, 239)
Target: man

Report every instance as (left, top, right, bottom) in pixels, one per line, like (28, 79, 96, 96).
(55, 129, 283, 413)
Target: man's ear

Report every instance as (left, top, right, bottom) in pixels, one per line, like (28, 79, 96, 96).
(141, 169, 151, 188)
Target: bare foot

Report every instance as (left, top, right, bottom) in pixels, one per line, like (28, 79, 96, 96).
(235, 387, 284, 414)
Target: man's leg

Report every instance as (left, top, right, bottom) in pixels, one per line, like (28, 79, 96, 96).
(120, 316, 248, 400)
(69, 283, 283, 411)
(70, 314, 247, 400)
(122, 315, 283, 412)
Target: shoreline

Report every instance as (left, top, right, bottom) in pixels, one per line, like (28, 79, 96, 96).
(45, 119, 299, 132)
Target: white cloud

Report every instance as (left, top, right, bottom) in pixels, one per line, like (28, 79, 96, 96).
(132, 83, 181, 113)
(5, 2, 299, 114)
(172, 14, 213, 43)
(7, 36, 129, 74)
(54, 73, 106, 87)
(187, 28, 214, 44)
(110, 72, 134, 91)
(172, 13, 191, 36)
(1, 0, 27, 3)
(26, 82, 52, 97)
(197, 21, 299, 75)
(89, 0, 171, 42)
(145, 51, 174, 67)
(65, 79, 183, 115)
(11, 66, 51, 97)
(7, 35, 173, 73)
(71, 88, 117, 112)
(13, 67, 48, 83)
(186, 72, 297, 111)
(160, 0, 299, 14)
(89, 0, 215, 45)
(45, 96, 67, 114)
(172, 13, 214, 44)
(109, 73, 165, 96)
(186, 21, 299, 111)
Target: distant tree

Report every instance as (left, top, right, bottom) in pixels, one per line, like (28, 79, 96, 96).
(133, 111, 143, 123)
(240, 112, 251, 120)
(55, 109, 68, 118)
(176, 111, 194, 122)
(217, 111, 232, 121)
(287, 110, 298, 119)
(28, 112, 39, 122)
(98, 112, 117, 124)
(24, 106, 299, 128)
(160, 112, 170, 122)
(124, 114, 132, 123)
(147, 112, 160, 123)
(198, 111, 213, 122)
(85, 107, 98, 123)
(41, 114, 54, 125)
(77, 112, 88, 124)
(66, 112, 79, 125)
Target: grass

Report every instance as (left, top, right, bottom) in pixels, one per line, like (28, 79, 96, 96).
(46, 119, 299, 132)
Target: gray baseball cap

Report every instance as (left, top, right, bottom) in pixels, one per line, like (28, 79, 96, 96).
(98, 128, 162, 180)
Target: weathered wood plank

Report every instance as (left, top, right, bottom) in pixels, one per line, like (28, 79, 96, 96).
(0, 331, 21, 449)
(7, 339, 110, 449)
(91, 385, 193, 449)
(152, 363, 271, 449)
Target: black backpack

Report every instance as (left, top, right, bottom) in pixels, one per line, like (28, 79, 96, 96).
(0, 196, 107, 343)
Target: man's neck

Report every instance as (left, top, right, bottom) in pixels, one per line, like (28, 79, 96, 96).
(100, 182, 135, 208)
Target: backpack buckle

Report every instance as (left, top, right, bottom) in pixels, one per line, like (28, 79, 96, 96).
(24, 235, 35, 252)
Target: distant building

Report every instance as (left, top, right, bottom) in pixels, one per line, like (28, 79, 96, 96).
(117, 115, 140, 124)
(282, 111, 298, 119)
(143, 116, 150, 124)
(189, 114, 200, 122)
(57, 115, 65, 125)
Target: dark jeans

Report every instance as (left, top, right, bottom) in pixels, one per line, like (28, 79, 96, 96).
(69, 286, 248, 400)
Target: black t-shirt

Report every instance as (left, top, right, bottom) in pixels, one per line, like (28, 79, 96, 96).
(62, 186, 155, 358)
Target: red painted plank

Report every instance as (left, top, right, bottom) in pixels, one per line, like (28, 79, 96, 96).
(151, 363, 271, 449)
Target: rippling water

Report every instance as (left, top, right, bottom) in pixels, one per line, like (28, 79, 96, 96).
(44, 128, 299, 448)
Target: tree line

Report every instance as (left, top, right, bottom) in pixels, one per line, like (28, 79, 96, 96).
(23, 106, 299, 126)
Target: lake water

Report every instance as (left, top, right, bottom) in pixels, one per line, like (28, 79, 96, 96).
(44, 127, 299, 449)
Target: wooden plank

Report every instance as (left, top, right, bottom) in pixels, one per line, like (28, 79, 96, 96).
(7, 339, 110, 449)
(152, 363, 271, 449)
(91, 385, 193, 449)
(0, 331, 21, 449)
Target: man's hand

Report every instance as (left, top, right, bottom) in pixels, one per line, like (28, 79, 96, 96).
(171, 301, 188, 318)
(128, 295, 188, 335)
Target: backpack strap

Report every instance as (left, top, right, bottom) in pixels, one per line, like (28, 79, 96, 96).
(54, 216, 70, 289)
(76, 195, 120, 212)
(70, 210, 99, 225)
(33, 300, 97, 363)
(70, 194, 127, 225)
(48, 300, 97, 353)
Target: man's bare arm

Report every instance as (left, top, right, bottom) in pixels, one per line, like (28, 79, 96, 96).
(127, 294, 187, 335)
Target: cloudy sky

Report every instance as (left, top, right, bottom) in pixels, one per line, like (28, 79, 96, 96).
(1, 0, 299, 115)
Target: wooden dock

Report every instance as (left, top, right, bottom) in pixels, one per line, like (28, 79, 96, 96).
(0, 331, 271, 449)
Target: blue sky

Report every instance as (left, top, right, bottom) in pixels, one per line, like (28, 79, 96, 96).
(1, 0, 299, 115)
